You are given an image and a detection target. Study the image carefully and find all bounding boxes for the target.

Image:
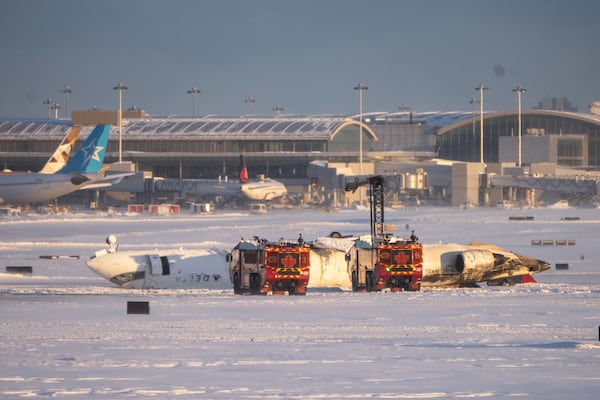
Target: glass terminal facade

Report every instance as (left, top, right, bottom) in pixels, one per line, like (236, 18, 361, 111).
(2, 110, 600, 179)
(437, 110, 600, 166)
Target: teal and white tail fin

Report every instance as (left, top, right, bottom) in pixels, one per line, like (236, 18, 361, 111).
(58, 124, 111, 174)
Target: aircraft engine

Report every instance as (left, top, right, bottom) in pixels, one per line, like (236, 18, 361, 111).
(453, 249, 495, 274)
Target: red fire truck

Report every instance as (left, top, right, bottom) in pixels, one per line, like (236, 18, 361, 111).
(228, 235, 311, 295)
(345, 176, 423, 291)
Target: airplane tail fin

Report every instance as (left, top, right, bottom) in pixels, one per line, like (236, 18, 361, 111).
(58, 124, 111, 174)
(40, 127, 81, 174)
(239, 154, 249, 183)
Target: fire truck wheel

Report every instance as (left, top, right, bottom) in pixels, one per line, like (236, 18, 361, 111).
(249, 273, 261, 294)
(351, 271, 358, 291)
(233, 273, 242, 295)
(365, 271, 373, 292)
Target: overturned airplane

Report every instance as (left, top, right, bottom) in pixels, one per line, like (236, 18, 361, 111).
(86, 234, 549, 291)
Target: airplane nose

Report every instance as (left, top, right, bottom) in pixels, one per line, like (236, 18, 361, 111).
(85, 256, 113, 279)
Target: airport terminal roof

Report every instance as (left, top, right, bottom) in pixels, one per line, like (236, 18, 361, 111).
(119, 115, 377, 141)
(0, 115, 377, 141)
(3, 110, 600, 139)
(0, 119, 71, 137)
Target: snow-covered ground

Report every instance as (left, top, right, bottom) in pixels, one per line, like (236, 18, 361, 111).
(1, 206, 599, 398)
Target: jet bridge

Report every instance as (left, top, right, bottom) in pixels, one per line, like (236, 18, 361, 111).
(490, 175, 600, 195)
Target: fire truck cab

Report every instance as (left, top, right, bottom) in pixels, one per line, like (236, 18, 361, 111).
(228, 235, 310, 295)
(346, 235, 423, 292)
(344, 175, 423, 292)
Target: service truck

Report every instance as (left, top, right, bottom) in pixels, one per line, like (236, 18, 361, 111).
(229, 235, 310, 295)
(345, 176, 423, 291)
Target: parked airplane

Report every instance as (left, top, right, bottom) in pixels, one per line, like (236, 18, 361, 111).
(85, 234, 549, 290)
(0, 124, 111, 205)
(151, 155, 287, 202)
(238, 155, 287, 201)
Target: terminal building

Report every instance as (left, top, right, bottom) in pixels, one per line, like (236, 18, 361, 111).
(2, 107, 600, 207)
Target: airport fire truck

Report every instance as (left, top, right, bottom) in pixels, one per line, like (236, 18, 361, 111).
(228, 235, 311, 295)
(345, 176, 423, 291)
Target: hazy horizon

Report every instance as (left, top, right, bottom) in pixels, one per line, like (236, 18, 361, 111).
(1, 0, 599, 118)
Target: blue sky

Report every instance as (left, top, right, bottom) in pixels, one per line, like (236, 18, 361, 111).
(1, 0, 599, 118)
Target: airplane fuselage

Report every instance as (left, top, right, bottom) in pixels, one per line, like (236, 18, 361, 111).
(87, 249, 231, 289)
(86, 239, 549, 290)
(240, 178, 287, 201)
(0, 172, 99, 204)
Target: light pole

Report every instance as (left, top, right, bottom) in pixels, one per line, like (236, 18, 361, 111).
(273, 105, 284, 116)
(187, 87, 201, 117)
(512, 85, 527, 167)
(354, 83, 368, 175)
(43, 98, 53, 118)
(469, 97, 479, 160)
(113, 82, 128, 163)
(51, 103, 61, 119)
(244, 96, 255, 114)
(61, 86, 72, 118)
(475, 83, 488, 163)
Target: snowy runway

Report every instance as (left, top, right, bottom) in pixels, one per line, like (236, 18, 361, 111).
(1, 207, 599, 398)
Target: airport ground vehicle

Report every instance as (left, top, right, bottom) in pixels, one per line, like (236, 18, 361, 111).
(228, 235, 310, 295)
(345, 176, 423, 291)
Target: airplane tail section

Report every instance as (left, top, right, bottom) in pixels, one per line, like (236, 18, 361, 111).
(58, 124, 111, 174)
(239, 154, 249, 183)
(40, 127, 81, 174)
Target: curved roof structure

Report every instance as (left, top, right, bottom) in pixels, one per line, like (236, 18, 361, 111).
(0, 115, 377, 141)
(121, 116, 377, 141)
(437, 109, 600, 135)
(435, 109, 600, 166)
(0, 118, 71, 137)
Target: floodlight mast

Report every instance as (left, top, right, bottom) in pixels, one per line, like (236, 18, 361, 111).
(354, 83, 368, 175)
(273, 105, 284, 116)
(475, 83, 488, 163)
(61, 86, 72, 118)
(187, 87, 201, 117)
(244, 96, 255, 114)
(513, 85, 527, 167)
(113, 82, 128, 163)
(469, 97, 479, 160)
(43, 98, 53, 118)
(51, 103, 61, 119)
